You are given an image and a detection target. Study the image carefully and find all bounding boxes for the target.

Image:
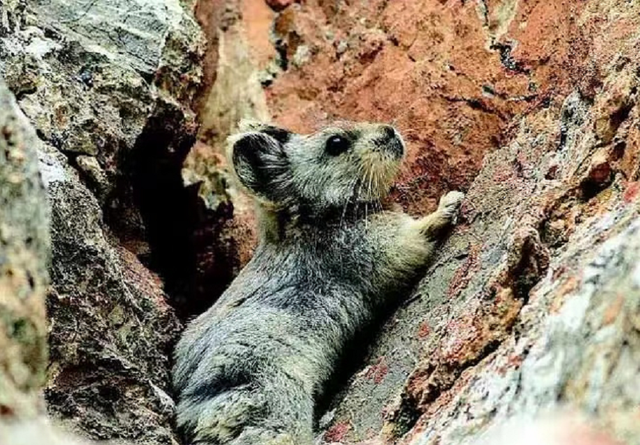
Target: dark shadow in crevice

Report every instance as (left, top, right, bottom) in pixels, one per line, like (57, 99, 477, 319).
(106, 100, 239, 320)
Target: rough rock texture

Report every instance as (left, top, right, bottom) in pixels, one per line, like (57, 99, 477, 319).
(43, 144, 182, 444)
(332, 77, 640, 444)
(192, 1, 640, 444)
(0, 79, 50, 420)
(0, 0, 204, 443)
(0, 419, 119, 445)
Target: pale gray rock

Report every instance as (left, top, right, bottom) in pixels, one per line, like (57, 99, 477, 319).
(0, 78, 50, 420)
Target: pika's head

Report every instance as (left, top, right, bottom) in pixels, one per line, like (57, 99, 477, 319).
(228, 120, 405, 214)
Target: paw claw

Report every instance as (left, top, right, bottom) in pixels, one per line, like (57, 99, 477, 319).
(438, 191, 465, 223)
(439, 191, 465, 210)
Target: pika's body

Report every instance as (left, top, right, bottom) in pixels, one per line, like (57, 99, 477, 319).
(173, 121, 464, 445)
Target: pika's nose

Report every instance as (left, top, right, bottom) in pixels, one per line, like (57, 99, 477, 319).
(382, 125, 396, 140)
(379, 125, 404, 158)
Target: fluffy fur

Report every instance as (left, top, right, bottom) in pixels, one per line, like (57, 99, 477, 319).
(172, 121, 464, 445)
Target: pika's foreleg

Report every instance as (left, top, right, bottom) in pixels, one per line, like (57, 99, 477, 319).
(414, 191, 465, 240)
(385, 191, 464, 275)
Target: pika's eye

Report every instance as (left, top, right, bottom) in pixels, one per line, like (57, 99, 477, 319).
(325, 135, 351, 156)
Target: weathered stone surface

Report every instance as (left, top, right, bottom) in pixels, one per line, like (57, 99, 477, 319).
(0, 0, 204, 442)
(0, 0, 202, 213)
(43, 143, 182, 444)
(178, 0, 269, 315)
(3, 0, 640, 444)
(0, 79, 50, 420)
(0, 419, 110, 445)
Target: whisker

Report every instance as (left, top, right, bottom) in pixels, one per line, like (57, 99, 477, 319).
(364, 202, 369, 229)
(367, 167, 374, 203)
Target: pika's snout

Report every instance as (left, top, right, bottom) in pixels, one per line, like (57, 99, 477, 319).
(376, 125, 405, 159)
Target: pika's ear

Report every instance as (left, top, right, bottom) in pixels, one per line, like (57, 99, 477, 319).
(237, 119, 293, 145)
(228, 131, 289, 203)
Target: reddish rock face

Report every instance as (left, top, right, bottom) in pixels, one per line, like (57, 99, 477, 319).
(195, 0, 606, 219)
(266, 0, 533, 214)
(190, 0, 635, 278)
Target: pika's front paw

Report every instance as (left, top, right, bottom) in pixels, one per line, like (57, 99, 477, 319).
(438, 191, 465, 221)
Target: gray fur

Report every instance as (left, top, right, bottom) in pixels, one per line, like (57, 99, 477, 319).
(172, 121, 464, 445)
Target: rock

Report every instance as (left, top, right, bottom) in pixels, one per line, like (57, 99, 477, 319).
(0, 79, 50, 420)
(266, 0, 530, 214)
(0, 419, 111, 445)
(43, 142, 182, 444)
(75, 155, 109, 204)
(177, 0, 270, 315)
(0, 0, 204, 442)
(3, 0, 640, 443)
(301, 2, 640, 443)
(474, 415, 622, 445)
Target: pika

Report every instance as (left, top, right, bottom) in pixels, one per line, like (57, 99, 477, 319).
(172, 121, 464, 445)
